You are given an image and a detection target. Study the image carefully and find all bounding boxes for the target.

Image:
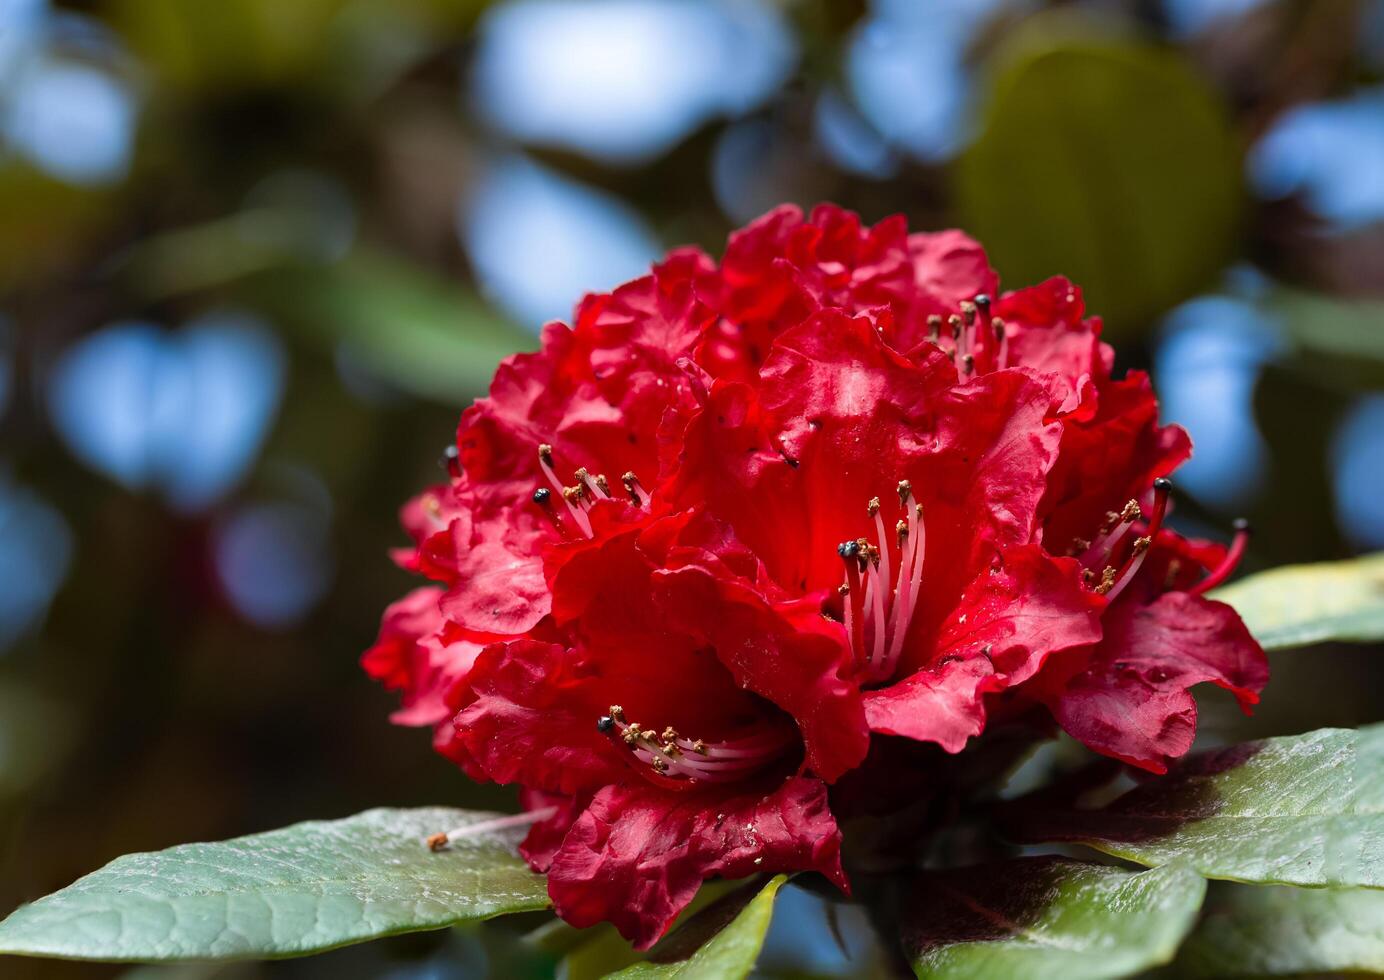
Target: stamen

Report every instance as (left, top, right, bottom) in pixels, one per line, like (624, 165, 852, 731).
(868, 499, 892, 669)
(622, 471, 650, 508)
(598, 710, 792, 783)
(993, 317, 1008, 369)
(879, 501, 925, 681)
(574, 467, 611, 503)
(839, 540, 866, 664)
(927, 314, 942, 344)
(1189, 519, 1251, 595)
(538, 444, 594, 537)
(1104, 477, 1173, 602)
(1080, 498, 1142, 568)
(426, 807, 559, 851)
(835, 486, 928, 684)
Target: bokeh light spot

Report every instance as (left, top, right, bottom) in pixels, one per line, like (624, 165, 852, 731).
(460, 156, 661, 329)
(1330, 395, 1384, 550)
(1155, 294, 1282, 510)
(470, 0, 794, 164)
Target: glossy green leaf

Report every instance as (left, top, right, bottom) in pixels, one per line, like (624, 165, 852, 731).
(0, 808, 549, 962)
(1014, 726, 1384, 887)
(904, 859, 1205, 980)
(957, 27, 1241, 333)
(1211, 551, 1384, 650)
(1176, 882, 1384, 978)
(608, 876, 787, 980)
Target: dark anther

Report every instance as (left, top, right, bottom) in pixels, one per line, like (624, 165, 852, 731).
(532, 487, 551, 506)
(974, 293, 991, 311)
(597, 715, 615, 733)
(838, 540, 860, 558)
(1153, 477, 1173, 492)
(1233, 518, 1252, 533)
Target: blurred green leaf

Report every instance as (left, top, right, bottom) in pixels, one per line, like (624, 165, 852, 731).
(0, 682, 77, 800)
(609, 875, 787, 980)
(1175, 881, 1384, 978)
(0, 165, 111, 291)
(0, 807, 549, 962)
(957, 30, 1242, 333)
(1013, 726, 1384, 888)
(1271, 289, 1384, 391)
(1211, 552, 1384, 649)
(904, 859, 1204, 980)
(254, 250, 534, 404)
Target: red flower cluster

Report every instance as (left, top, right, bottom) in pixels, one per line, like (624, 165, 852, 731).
(364, 205, 1267, 947)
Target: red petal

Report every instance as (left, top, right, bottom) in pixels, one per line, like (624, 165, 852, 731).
(997, 276, 1111, 389)
(547, 776, 846, 949)
(362, 587, 482, 727)
(1052, 592, 1269, 773)
(654, 551, 869, 782)
(907, 229, 998, 306)
(453, 639, 627, 794)
(518, 789, 590, 873)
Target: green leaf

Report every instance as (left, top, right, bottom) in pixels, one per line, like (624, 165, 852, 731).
(904, 859, 1205, 980)
(1272, 289, 1384, 392)
(956, 24, 1241, 334)
(1012, 726, 1384, 888)
(0, 808, 549, 962)
(1176, 882, 1384, 978)
(1210, 551, 1384, 650)
(254, 250, 534, 404)
(608, 875, 787, 980)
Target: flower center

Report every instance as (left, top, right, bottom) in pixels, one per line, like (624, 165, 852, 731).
(596, 705, 794, 785)
(837, 480, 926, 685)
(531, 443, 651, 539)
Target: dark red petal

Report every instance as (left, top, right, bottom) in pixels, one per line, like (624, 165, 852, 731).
(1052, 592, 1269, 773)
(453, 639, 628, 794)
(547, 776, 846, 949)
(518, 789, 590, 873)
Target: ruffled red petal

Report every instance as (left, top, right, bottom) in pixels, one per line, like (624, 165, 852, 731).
(546, 776, 845, 949)
(1050, 591, 1268, 773)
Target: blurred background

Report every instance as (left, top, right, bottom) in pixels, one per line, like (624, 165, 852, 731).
(0, 0, 1381, 976)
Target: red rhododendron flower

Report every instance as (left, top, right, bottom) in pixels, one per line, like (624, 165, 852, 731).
(364, 204, 1268, 947)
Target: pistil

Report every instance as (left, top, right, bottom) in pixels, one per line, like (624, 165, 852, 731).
(1189, 519, 1251, 595)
